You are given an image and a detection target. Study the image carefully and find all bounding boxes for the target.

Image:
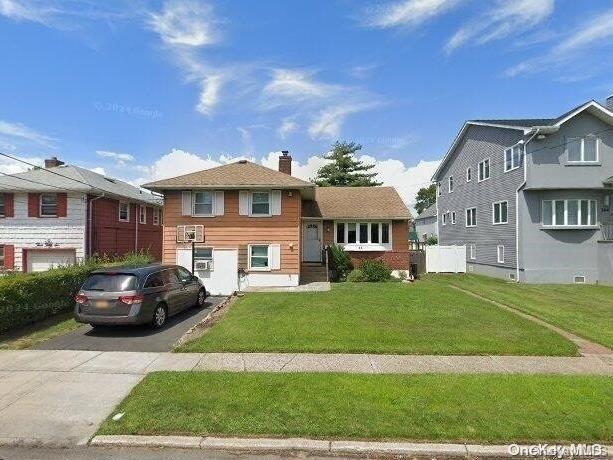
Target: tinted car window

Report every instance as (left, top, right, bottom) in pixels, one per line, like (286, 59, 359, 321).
(82, 274, 138, 291)
(144, 272, 165, 288)
(162, 269, 180, 285)
(176, 266, 193, 283)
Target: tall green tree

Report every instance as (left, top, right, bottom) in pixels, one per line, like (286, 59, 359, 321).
(414, 184, 437, 215)
(313, 141, 382, 187)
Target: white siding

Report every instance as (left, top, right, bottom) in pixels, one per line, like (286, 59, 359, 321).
(0, 192, 87, 271)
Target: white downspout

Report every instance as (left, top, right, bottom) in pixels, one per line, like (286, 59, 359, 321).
(135, 204, 139, 251)
(516, 128, 540, 282)
(88, 194, 105, 258)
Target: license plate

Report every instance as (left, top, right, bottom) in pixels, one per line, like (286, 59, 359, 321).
(95, 300, 111, 308)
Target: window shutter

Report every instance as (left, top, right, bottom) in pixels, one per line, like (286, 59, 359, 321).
(28, 193, 40, 217)
(4, 193, 14, 217)
(176, 225, 185, 242)
(271, 190, 282, 215)
(57, 193, 67, 217)
(239, 191, 249, 216)
(3, 244, 14, 269)
(181, 191, 192, 216)
(214, 191, 225, 216)
(195, 225, 204, 242)
(269, 244, 281, 270)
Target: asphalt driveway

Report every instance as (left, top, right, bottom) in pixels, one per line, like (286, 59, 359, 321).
(36, 296, 226, 352)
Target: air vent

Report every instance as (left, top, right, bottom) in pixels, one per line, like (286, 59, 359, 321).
(468, 265, 474, 273)
(509, 273, 516, 281)
(573, 276, 586, 284)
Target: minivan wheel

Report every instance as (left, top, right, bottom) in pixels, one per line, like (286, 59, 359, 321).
(152, 304, 167, 328)
(196, 289, 207, 308)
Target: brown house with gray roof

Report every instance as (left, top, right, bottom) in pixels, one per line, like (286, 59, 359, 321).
(143, 152, 411, 294)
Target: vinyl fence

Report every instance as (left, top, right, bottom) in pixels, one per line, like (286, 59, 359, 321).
(425, 245, 466, 273)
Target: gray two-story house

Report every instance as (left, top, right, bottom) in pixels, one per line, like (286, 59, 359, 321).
(433, 97, 613, 284)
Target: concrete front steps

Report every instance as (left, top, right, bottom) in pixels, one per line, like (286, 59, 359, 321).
(300, 262, 328, 284)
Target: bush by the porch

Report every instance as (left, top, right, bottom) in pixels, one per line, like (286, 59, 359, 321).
(359, 259, 392, 282)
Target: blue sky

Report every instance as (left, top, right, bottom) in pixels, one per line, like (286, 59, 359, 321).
(0, 0, 612, 207)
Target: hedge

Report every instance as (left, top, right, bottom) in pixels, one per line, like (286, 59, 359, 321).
(0, 251, 154, 334)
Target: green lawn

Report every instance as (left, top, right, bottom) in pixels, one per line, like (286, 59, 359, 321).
(99, 371, 613, 443)
(0, 312, 81, 350)
(428, 274, 613, 349)
(177, 281, 576, 356)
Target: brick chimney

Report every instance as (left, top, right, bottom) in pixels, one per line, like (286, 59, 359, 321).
(278, 150, 292, 175)
(607, 94, 613, 110)
(44, 157, 64, 168)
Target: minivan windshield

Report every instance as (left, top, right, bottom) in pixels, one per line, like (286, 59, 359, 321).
(82, 274, 139, 292)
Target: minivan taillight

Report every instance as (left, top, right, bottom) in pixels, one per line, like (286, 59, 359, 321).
(75, 294, 88, 304)
(119, 295, 144, 305)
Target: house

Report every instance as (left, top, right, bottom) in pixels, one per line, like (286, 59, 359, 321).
(412, 203, 437, 242)
(432, 96, 613, 284)
(0, 157, 163, 272)
(143, 152, 411, 294)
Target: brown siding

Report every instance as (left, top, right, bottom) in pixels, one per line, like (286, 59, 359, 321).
(162, 190, 301, 274)
(90, 196, 162, 261)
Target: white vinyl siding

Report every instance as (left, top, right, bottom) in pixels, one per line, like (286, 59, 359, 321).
(542, 199, 597, 227)
(567, 136, 599, 163)
(465, 207, 477, 227)
(492, 201, 508, 225)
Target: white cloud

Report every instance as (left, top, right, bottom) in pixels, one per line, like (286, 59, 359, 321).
(95, 150, 135, 165)
(0, 0, 53, 24)
(364, 0, 461, 29)
(262, 69, 336, 104)
(0, 120, 56, 147)
(148, 0, 220, 47)
(196, 73, 224, 115)
(278, 118, 299, 139)
(308, 102, 379, 140)
(505, 8, 613, 77)
(0, 154, 43, 175)
(445, 0, 554, 54)
(137, 148, 439, 213)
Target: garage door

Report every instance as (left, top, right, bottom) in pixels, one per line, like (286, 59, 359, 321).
(27, 250, 76, 273)
(177, 248, 238, 295)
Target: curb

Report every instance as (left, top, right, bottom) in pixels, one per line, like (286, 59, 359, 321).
(90, 435, 613, 458)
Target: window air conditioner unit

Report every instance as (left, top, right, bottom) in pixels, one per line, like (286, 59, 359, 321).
(195, 260, 212, 271)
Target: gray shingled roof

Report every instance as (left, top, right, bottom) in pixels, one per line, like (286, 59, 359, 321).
(470, 118, 556, 128)
(0, 165, 162, 205)
(415, 203, 436, 219)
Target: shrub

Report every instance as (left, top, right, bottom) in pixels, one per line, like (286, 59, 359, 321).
(328, 244, 353, 281)
(426, 235, 438, 246)
(0, 252, 154, 334)
(346, 269, 366, 282)
(118, 250, 154, 267)
(359, 259, 392, 282)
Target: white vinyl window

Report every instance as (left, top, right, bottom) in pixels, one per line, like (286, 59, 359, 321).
(469, 244, 476, 260)
(193, 191, 213, 216)
(118, 202, 129, 222)
(139, 205, 146, 224)
(466, 167, 472, 182)
(478, 159, 490, 182)
(251, 192, 271, 216)
(442, 212, 448, 226)
(249, 245, 269, 270)
(542, 199, 597, 227)
(504, 144, 523, 172)
(334, 221, 390, 246)
(568, 136, 599, 163)
(451, 211, 456, 225)
(153, 209, 160, 225)
(40, 193, 58, 217)
(0, 194, 5, 217)
(492, 201, 508, 225)
(466, 207, 477, 227)
(437, 182, 442, 196)
(448, 176, 454, 193)
(497, 245, 505, 263)
(0, 245, 4, 266)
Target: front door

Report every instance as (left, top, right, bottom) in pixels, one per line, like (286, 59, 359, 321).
(303, 222, 322, 262)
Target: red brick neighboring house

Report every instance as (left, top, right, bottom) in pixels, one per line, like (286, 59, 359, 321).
(0, 157, 162, 272)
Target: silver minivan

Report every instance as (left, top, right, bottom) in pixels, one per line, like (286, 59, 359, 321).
(74, 265, 207, 328)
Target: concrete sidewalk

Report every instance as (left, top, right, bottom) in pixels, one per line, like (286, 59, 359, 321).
(1, 349, 612, 375)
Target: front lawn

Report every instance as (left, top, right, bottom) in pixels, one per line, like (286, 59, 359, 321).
(428, 274, 613, 349)
(0, 312, 81, 350)
(99, 371, 612, 443)
(177, 281, 576, 356)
